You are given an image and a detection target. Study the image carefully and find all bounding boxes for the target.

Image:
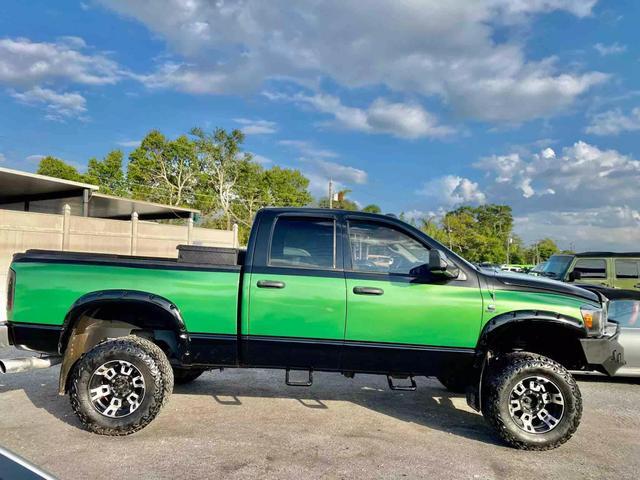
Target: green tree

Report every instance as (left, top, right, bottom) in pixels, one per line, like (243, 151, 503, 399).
(318, 189, 358, 210)
(527, 238, 560, 263)
(362, 204, 381, 214)
(229, 163, 313, 242)
(127, 130, 199, 206)
(263, 166, 313, 207)
(37, 156, 85, 182)
(435, 204, 514, 263)
(86, 150, 127, 196)
(191, 127, 248, 229)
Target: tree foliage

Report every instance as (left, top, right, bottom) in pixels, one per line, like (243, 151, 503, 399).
(418, 204, 559, 264)
(85, 150, 127, 196)
(128, 130, 200, 206)
(37, 156, 85, 182)
(362, 204, 382, 213)
(33, 129, 563, 255)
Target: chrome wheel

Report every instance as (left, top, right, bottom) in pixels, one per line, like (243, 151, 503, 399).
(508, 375, 564, 434)
(88, 360, 146, 418)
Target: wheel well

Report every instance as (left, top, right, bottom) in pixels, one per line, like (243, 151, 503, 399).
(482, 321, 588, 371)
(58, 299, 186, 394)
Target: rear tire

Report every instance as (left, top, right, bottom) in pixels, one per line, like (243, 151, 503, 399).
(173, 367, 206, 385)
(481, 352, 582, 450)
(69, 336, 173, 436)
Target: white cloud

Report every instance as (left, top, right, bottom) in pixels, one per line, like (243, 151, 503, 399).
(418, 175, 486, 206)
(277, 138, 366, 195)
(307, 159, 367, 185)
(0, 37, 121, 87)
(116, 140, 141, 147)
(99, 0, 605, 123)
(275, 93, 454, 138)
(586, 107, 640, 135)
(594, 42, 627, 56)
(469, 141, 640, 249)
(10, 87, 87, 121)
(26, 154, 46, 162)
(278, 140, 338, 159)
(515, 207, 640, 250)
(0, 153, 5, 163)
(234, 118, 277, 135)
(251, 153, 272, 165)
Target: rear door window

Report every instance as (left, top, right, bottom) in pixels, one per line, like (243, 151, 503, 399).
(573, 259, 607, 279)
(269, 216, 335, 269)
(615, 260, 640, 279)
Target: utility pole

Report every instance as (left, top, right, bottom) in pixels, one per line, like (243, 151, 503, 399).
(506, 236, 512, 265)
(328, 178, 333, 209)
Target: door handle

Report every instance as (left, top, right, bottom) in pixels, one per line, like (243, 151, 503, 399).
(257, 280, 285, 289)
(353, 286, 384, 296)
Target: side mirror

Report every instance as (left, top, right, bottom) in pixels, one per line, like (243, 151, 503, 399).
(568, 270, 581, 282)
(410, 250, 460, 279)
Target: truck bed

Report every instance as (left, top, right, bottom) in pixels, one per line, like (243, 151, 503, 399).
(9, 249, 242, 350)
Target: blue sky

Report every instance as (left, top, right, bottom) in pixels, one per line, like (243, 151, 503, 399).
(1, 0, 639, 250)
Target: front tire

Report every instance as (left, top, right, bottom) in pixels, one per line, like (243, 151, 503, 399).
(482, 352, 582, 450)
(69, 336, 173, 436)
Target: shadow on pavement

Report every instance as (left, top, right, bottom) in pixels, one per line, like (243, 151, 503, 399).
(173, 370, 501, 446)
(1, 363, 499, 445)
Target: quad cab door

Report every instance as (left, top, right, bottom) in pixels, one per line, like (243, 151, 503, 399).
(245, 212, 346, 370)
(342, 217, 483, 375)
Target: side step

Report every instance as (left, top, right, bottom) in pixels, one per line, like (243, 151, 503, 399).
(285, 368, 313, 387)
(387, 375, 417, 391)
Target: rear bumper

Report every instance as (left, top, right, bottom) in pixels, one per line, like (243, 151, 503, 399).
(0, 323, 11, 348)
(579, 323, 625, 376)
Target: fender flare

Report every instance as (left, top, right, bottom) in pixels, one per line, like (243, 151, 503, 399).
(476, 309, 587, 352)
(58, 289, 189, 355)
(57, 290, 190, 394)
(465, 310, 588, 412)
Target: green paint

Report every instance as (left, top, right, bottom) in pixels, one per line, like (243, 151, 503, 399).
(10, 262, 240, 334)
(248, 272, 346, 339)
(10, 262, 593, 347)
(345, 278, 483, 348)
(483, 288, 590, 326)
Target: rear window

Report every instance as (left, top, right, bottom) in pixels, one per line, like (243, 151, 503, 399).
(269, 216, 335, 269)
(615, 260, 640, 279)
(573, 259, 607, 279)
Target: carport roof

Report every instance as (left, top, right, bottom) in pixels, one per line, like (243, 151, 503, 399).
(0, 166, 198, 220)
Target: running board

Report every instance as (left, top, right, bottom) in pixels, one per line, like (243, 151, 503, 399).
(387, 375, 417, 391)
(285, 368, 313, 387)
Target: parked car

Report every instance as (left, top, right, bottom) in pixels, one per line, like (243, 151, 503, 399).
(1, 208, 623, 450)
(536, 252, 640, 290)
(577, 285, 640, 377)
(529, 261, 548, 276)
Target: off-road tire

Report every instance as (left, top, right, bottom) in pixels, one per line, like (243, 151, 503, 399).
(481, 352, 582, 450)
(437, 373, 470, 393)
(69, 335, 174, 436)
(173, 367, 206, 385)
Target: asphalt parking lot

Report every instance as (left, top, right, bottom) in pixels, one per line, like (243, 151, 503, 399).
(0, 347, 638, 480)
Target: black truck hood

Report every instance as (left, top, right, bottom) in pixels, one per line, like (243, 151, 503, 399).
(483, 270, 600, 303)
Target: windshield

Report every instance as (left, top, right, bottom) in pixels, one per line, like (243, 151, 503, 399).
(539, 255, 573, 279)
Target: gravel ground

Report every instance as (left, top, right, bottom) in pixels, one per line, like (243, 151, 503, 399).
(0, 346, 638, 480)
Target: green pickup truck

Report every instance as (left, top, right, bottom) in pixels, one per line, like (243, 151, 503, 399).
(1, 208, 624, 450)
